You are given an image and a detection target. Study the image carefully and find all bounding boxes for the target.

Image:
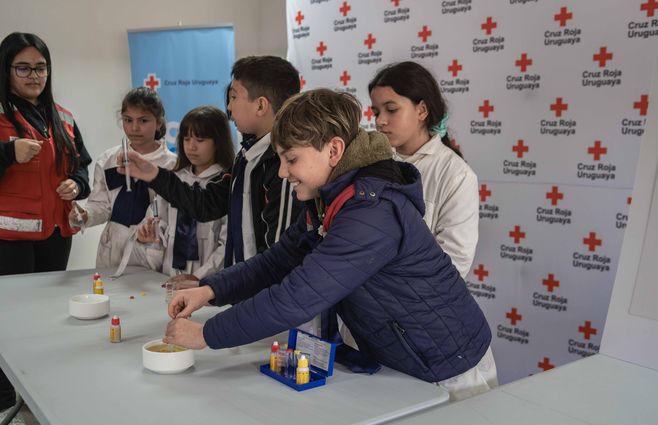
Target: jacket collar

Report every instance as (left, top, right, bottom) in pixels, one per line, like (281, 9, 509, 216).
(316, 129, 391, 209)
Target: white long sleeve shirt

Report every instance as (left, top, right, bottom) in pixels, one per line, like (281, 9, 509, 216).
(83, 141, 176, 268)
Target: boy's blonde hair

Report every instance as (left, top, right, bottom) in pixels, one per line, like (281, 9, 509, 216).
(272, 88, 362, 151)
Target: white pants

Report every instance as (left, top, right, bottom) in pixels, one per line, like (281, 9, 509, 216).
(437, 346, 498, 401)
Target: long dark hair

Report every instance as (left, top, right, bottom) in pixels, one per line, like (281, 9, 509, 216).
(368, 61, 462, 157)
(0, 32, 79, 172)
(173, 106, 234, 172)
(120, 87, 167, 140)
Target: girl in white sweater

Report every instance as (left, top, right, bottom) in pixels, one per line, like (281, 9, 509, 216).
(369, 61, 479, 279)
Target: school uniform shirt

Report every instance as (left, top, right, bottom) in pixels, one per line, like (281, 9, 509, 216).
(393, 135, 479, 278)
(237, 133, 271, 262)
(82, 141, 176, 268)
(137, 164, 228, 279)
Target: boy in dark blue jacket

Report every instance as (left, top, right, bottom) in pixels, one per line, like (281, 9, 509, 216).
(164, 89, 497, 400)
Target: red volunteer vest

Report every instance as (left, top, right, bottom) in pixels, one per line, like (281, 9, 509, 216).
(0, 104, 78, 240)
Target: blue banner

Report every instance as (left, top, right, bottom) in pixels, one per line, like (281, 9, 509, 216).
(127, 26, 235, 151)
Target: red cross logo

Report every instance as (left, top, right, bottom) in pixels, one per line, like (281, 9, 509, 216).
(509, 225, 526, 244)
(550, 97, 568, 117)
(418, 25, 432, 42)
(299, 75, 306, 91)
(593, 47, 613, 68)
(391, 0, 401, 6)
(478, 99, 494, 118)
(583, 232, 602, 252)
(339, 70, 351, 87)
(578, 320, 597, 340)
(542, 273, 560, 293)
(634, 94, 649, 116)
(479, 184, 492, 202)
(506, 308, 522, 326)
(144, 73, 160, 91)
(627, 196, 632, 205)
(587, 140, 607, 161)
(554, 6, 573, 27)
(512, 140, 529, 158)
(546, 186, 564, 206)
(316, 41, 328, 57)
(538, 357, 555, 371)
(473, 264, 489, 282)
(364, 33, 377, 50)
(295, 10, 305, 26)
(641, 0, 658, 17)
(448, 59, 462, 77)
(339, 1, 351, 16)
(481, 17, 497, 35)
(364, 106, 374, 121)
(515, 53, 533, 73)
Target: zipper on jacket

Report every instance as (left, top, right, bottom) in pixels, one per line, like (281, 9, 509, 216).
(391, 321, 430, 372)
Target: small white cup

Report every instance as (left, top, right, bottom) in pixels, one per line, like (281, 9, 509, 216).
(69, 294, 110, 320)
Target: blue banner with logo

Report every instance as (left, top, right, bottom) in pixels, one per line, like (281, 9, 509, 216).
(127, 26, 235, 151)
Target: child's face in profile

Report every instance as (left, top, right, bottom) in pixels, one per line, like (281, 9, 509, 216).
(276, 143, 334, 201)
(370, 86, 428, 154)
(227, 79, 258, 134)
(183, 134, 215, 175)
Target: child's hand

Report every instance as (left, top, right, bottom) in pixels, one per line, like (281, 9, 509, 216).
(168, 286, 215, 320)
(163, 318, 207, 349)
(137, 217, 159, 244)
(117, 150, 159, 182)
(162, 273, 199, 289)
(68, 201, 87, 227)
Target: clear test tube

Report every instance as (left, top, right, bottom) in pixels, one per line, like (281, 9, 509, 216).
(151, 195, 159, 218)
(121, 137, 132, 192)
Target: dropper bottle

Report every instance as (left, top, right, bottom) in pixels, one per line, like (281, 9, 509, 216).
(109, 315, 121, 343)
(269, 341, 279, 372)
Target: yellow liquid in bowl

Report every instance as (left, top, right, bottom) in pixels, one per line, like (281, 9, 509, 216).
(147, 344, 187, 353)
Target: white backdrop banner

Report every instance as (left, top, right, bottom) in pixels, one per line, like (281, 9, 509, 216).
(286, 0, 658, 383)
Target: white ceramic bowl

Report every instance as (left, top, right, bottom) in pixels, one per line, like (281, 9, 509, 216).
(69, 294, 110, 319)
(142, 339, 194, 374)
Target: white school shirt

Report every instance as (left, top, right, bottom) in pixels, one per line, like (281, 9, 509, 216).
(136, 164, 228, 279)
(82, 141, 176, 268)
(237, 133, 271, 261)
(394, 135, 479, 278)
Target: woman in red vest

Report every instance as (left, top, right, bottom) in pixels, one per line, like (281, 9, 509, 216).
(0, 32, 91, 411)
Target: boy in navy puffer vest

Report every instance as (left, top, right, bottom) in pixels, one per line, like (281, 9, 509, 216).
(163, 89, 497, 401)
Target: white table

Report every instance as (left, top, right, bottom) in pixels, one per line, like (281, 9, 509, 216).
(0, 267, 448, 425)
(393, 354, 658, 425)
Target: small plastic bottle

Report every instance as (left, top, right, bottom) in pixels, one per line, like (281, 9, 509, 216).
(93, 277, 104, 295)
(269, 341, 279, 372)
(296, 354, 310, 385)
(109, 315, 121, 343)
(92, 272, 101, 293)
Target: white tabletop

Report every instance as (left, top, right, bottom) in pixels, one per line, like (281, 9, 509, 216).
(393, 354, 658, 425)
(0, 267, 448, 425)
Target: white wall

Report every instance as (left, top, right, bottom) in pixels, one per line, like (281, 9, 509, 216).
(1, 0, 286, 270)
